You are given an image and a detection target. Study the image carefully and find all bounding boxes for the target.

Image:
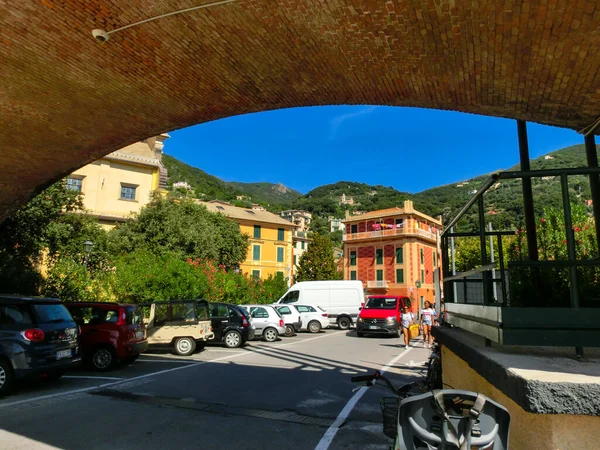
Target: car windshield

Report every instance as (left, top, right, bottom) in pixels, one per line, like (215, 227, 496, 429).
(364, 297, 397, 309)
(32, 303, 73, 323)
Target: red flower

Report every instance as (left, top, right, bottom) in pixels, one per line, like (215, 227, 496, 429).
(575, 227, 581, 232)
(562, 240, 567, 244)
(541, 218, 546, 223)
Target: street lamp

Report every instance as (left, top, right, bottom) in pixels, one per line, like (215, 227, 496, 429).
(83, 240, 94, 268)
(232, 264, 241, 275)
(415, 279, 422, 309)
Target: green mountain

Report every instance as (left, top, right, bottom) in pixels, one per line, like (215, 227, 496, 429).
(228, 182, 302, 206)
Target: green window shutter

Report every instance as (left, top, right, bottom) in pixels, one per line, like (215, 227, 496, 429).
(350, 270, 357, 280)
(278, 228, 284, 241)
(276, 271, 284, 278)
(376, 249, 383, 265)
(252, 270, 260, 279)
(254, 225, 261, 239)
(350, 251, 357, 266)
(376, 269, 383, 281)
(396, 269, 404, 283)
(420, 248, 424, 264)
(301, 241, 305, 250)
(421, 269, 425, 283)
(293, 255, 297, 265)
(395, 247, 403, 264)
(277, 247, 284, 262)
(253, 245, 261, 261)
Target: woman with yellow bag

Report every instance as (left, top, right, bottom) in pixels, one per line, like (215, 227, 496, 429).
(400, 305, 415, 348)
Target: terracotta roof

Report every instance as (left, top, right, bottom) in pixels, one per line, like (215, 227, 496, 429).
(196, 201, 297, 228)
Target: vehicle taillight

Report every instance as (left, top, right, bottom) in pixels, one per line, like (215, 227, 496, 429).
(279, 319, 285, 327)
(117, 308, 126, 326)
(322, 313, 328, 317)
(242, 317, 248, 327)
(23, 328, 45, 341)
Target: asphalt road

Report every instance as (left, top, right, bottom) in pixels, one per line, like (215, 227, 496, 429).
(0, 330, 431, 450)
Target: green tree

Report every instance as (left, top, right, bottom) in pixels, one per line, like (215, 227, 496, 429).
(108, 195, 249, 268)
(295, 233, 343, 282)
(0, 180, 86, 294)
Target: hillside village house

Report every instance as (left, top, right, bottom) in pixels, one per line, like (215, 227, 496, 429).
(280, 209, 312, 232)
(198, 200, 297, 283)
(342, 200, 442, 310)
(66, 134, 169, 229)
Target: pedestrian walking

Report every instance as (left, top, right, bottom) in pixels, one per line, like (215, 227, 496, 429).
(400, 305, 414, 347)
(420, 301, 436, 348)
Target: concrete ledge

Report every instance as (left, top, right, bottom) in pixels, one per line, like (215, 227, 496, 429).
(432, 326, 600, 416)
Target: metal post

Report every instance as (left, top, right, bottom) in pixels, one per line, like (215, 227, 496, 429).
(450, 227, 457, 303)
(488, 223, 498, 302)
(584, 135, 600, 255)
(517, 120, 539, 261)
(560, 174, 583, 358)
(478, 196, 490, 305)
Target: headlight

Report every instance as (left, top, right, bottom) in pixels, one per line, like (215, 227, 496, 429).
(357, 317, 363, 322)
(385, 316, 396, 323)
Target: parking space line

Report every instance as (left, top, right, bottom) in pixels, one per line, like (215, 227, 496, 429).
(63, 376, 124, 381)
(314, 347, 413, 450)
(136, 359, 200, 364)
(0, 330, 343, 410)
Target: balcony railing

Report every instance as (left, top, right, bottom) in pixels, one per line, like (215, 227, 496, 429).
(367, 280, 389, 289)
(343, 227, 437, 242)
(440, 165, 600, 353)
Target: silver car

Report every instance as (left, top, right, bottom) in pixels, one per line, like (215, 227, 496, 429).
(239, 305, 286, 342)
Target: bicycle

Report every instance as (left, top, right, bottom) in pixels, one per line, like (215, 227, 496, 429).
(351, 371, 511, 449)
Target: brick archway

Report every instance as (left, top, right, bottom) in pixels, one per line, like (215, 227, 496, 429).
(1, 1, 599, 219)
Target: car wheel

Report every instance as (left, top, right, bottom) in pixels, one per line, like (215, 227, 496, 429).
(338, 317, 351, 330)
(0, 359, 15, 397)
(284, 325, 295, 337)
(90, 346, 116, 371)
(224, 330, 242, 348)
(263, 327, 278, 342)
(308, 320, 322, 334)
(174, 337, 196, 356)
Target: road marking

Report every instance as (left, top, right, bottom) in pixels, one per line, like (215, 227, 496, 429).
(314, 347, 413, 450)
(136, 359, 200, 364)
(0, 330, 343, 410)
(63, 376, 124, 381)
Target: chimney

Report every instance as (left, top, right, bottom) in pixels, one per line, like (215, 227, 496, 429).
(403, 200, 414, 212)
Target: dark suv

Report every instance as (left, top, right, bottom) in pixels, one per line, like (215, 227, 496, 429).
(0, 295, 81, 396)
(209, 302, 254, 348)
(65, 302, 148, 371)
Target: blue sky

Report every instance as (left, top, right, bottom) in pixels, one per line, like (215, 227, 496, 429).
(166, 106, 583, 194)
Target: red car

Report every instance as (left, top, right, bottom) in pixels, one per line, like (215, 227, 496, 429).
(356, 296, 411, 338)
(65, 302, 148, 371)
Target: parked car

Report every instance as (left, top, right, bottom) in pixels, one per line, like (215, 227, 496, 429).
(65, 302, 148, 371)
(209, 302, 254, 348)
(275, 280, 364, 329)
(141, 300, 214, 356)
(271, 304, 302, 337)
(0, 295, 81, 396)
(294, 304, 329, 333)
(239, 305, 286, 342)
(356, 295, 411, 338)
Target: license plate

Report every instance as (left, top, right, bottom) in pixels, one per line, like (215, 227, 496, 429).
(368, 326, 379, 330)
(135, 330, 144, 339)
(56, 349, 72, 359)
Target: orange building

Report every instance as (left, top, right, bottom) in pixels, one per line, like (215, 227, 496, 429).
(342, 200, 442, 310)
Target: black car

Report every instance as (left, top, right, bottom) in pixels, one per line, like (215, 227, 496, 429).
(209, 302, 255, 348)
(0, 295, 81, 396)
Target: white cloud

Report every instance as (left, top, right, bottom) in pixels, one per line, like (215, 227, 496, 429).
(329, 106, 379, 139)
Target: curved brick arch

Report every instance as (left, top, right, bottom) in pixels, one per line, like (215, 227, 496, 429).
(1, 1, 599, 219)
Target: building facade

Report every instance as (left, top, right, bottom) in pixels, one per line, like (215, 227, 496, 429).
(280, 210, 312, 232)
(199, 201, 297, 283)
(342, 200, 442, 310)
(66, 135, 169, 228)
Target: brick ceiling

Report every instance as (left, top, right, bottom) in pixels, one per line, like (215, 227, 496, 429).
(1, 1, 599, 219)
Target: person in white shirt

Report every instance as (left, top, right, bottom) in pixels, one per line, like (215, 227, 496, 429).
(400, 305, 415, 347)
(420, 301, 436, 347)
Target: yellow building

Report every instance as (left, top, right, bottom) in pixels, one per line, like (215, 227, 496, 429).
(66, 135, 169, 228)
(198, 200, 297, 283)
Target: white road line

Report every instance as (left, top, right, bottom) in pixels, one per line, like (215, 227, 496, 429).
(0, 330, 343, 410)
(314, 347, 413, 450)
(63, 376, 124, 381)
(136, 359, 200, 364)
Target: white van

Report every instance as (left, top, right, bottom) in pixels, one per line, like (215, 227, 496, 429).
(275, 280, 364, 329)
